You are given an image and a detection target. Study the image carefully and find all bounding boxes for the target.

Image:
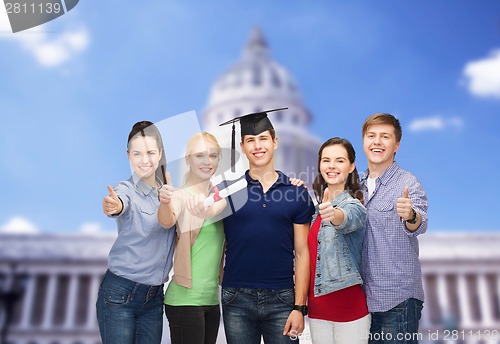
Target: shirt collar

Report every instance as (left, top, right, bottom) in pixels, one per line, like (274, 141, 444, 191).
(244, 170, 289, 186)
(330, 190, 351, 207)
(362, 161, 400, 186)
(131, 173, 160, 196)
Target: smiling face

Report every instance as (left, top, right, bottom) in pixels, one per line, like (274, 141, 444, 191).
(185, 138, 220, 182)
(240, 130, 278, 168)
(363, 123, 400, 175)
(320, 144, 356, 191)
(128, 135, 162, 184)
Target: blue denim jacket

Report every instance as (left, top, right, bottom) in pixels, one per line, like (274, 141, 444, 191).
(312, 190, 367, 297)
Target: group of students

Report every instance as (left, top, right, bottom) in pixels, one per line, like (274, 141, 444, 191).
(97, 110, 428, 344)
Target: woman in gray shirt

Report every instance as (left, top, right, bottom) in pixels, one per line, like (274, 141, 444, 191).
(97, 121, 176, 344)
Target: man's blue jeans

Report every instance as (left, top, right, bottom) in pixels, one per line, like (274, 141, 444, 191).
(369, 298, 423, 344)
(96, 269, 165, 344)
(222, 287, 298, 344)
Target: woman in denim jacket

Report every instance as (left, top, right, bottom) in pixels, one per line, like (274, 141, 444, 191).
(308, 137, 370, 344)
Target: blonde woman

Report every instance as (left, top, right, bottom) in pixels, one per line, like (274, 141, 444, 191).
(158, 132, 225, 344)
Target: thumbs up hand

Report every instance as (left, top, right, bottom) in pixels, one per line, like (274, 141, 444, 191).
(103, 185, 123, 215)
(396, 186, 413, 220)
(159, 172, 175, 205)
(318, 188, 335, 223)
(186, 193, 211, 219)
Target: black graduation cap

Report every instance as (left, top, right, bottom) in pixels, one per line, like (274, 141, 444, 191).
(219, 107, 287, 172)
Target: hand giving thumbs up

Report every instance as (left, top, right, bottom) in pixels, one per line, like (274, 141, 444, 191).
(103, 185, 123, 215)
(159, 172, 175, 204)
(396, 186, 415, 221)
(318, 188, 336, 223)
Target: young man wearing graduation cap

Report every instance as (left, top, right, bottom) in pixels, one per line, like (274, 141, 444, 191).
(218, 108, 315, 343)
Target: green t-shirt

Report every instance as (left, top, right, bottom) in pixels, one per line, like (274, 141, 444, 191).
(164, 220, 224, 306)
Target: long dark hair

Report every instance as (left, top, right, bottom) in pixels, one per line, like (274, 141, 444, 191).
(312, 137, 363, 204)
(127, 121, 167, 183)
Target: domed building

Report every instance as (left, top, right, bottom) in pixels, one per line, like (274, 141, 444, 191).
(202, 28, 321, 184)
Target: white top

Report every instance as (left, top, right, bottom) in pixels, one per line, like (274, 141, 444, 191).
(367, 177, 376, 199)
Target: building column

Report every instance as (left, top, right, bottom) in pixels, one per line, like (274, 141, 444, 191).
(63, 274, 79, 329)
(420, 274, 431, 328)
(497, 275, 500, 322)
(42, 274, 58, 329)
(457, 274, 473, 328)
(19, 273, 37, 329)
(86, 274, 100, 329)
(477, 274, 494, 326)
(437, 274, 451, 324)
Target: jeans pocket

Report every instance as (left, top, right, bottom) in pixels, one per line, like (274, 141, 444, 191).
(414, 299, 424, 322)
(392, 299, 408, 311)
(100, 288, 131, 305)
(157, 289, 165, 302)
(221, 288, 238, 305)
(276, 289, 295, 306)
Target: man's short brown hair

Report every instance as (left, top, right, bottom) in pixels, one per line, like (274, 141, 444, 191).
(362, 113, 402, 142)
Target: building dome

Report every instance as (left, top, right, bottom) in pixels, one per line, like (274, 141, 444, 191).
(203, 27, 312, 129)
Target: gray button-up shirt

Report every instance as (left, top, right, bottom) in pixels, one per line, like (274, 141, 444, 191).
(360, 162, 428, 312)
(108, 174, 176, 286)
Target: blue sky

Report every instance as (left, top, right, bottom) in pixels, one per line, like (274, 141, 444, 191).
(0, 0, 499, 233)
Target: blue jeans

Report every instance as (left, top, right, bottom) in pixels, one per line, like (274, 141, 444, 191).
(369, 298, 423, 344)
(221, 287, 297, 344)
(96, 269, 165, 344)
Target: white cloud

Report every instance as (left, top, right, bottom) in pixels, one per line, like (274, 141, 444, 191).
(462, 50, 500, 98)
(79, 222, 105, 234)
(18, 26, 89, 67)
(0, 216, 39, 234)
(0, 5, 89, 67)
(79, 222, 117, 234)
(409, 116, 464, 133)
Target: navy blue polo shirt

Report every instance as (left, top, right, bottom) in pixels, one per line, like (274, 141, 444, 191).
(221, 170, 315, 289)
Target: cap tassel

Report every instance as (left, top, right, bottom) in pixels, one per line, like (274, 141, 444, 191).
(231, 123, 235, 172)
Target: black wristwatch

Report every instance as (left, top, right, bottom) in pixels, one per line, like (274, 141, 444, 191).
(292, 305, 308, 316)
(406, 208, 418, 225)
